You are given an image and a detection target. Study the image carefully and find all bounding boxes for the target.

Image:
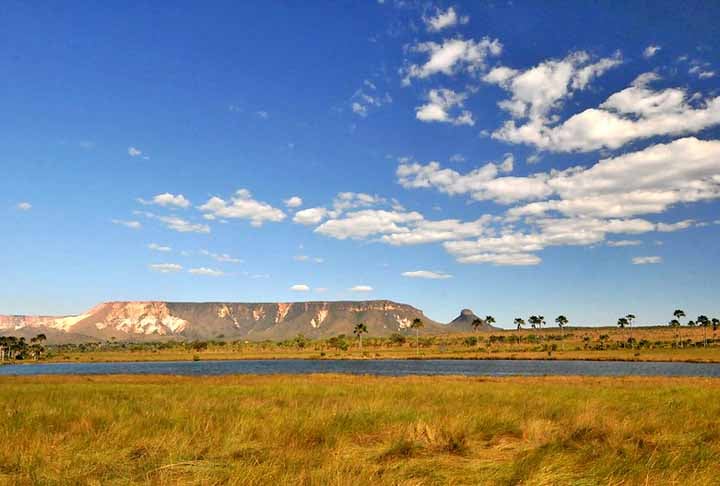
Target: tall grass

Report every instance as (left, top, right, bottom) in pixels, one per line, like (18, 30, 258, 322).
(1, 375, 720, 484)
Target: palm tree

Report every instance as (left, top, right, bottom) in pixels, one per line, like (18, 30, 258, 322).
(617, 317, 629, 346)
(484, 315, 496, 329)
(353, 323, 368, 353)
(514, 318, 525, 331)
(528, 315, 539, 330)
(471, 318, 483, 349)
(555, 315, 569, 350)
(625, 314, 636, 347)
(697, 315, 710, 347)
(673, 310, 686, 347)
(410, 318, 424, 356)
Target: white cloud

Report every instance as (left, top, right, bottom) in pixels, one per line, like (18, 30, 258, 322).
(656, 220, 695, 232)
(292, 192, 388, 226)
(284, 196, 303, 208)
(401, 270, 453, 279)
(139, 193, 190, 208)
(416, 88, 474, 126)
(200, 249, 242, 263)
(506, 137, 720, 219)
(449, 153, 465, 162)
(293, 207, 328, 225)
(607, 240, 642, 247)
(349, 285, 373, 292)
(157, 215, 210, 234)
(16, 202, 32, 211)
(402, 37, 502, 85)
(256, 111, 269, 119)
(493, 74, 720, 152)
(632, 256, 662, 265)
(149, 263, 182, 273)
(483, 51, 622, 121)
(315, 209, 424, 240)
(643, 45, 661, 58)
(290, 284, 310, 292)
(199, 189, 286, 227)
(455, 252, 542, 266)
(128, 147, 142, 157)
(112, 219, 142, 230)
(148, 243, 172, 252)
(397, 158, 551, 205)
(189, 267, 224, 277)
(424, 6, 469, 32)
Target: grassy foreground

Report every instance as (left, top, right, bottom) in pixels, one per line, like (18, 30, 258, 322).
(2, 375, 720, 485)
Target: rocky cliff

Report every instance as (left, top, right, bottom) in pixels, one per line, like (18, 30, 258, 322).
(0, 300, 456, 341)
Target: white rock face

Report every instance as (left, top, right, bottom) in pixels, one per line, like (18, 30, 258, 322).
(275, 303, 291, 323)
(310, 308, 329, 328)
(395, 315, 412, 329)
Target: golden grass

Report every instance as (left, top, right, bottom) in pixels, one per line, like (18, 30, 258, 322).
(2, 374, 720, 485)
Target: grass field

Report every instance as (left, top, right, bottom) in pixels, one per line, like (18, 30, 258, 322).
(2, 374, 720, 485)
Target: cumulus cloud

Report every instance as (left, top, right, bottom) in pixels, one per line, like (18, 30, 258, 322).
(401, 270, 453, 279)
(148, 243, 172, 252)
(396, 155, 552, 205)
(290, 284, 310, 292)
(349, 285, 373, 292)
(483, 51, 622, 121)
(632, 256, 662, 265)
(199, 189, 286, 227)
(415, 88, 474, 126)
(16, 202, 32, 211)
(402, 37, 502, 85)
(157, 215, 210, 234)
(293, 207, 328, 225)
(149, 263, 182, 273)
(493, 72, 720, 152)
(128, 147, 142, 157)
(315, 209, 424, 240)
(284, 196, 303, 208)
(424, 6, 469, 32)
(112, 219, 142, 229)
(506, 137, 720, 219)
(292, 192, 388, 226)
(139, 193, 190, 208)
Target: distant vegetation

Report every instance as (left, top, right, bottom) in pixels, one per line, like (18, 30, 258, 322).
(0, 334, 46, 362)
(2, 374, 720, 484)
(3, 311, 720, 364)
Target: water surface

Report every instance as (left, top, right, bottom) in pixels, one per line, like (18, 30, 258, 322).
(2, 359, 720, 377)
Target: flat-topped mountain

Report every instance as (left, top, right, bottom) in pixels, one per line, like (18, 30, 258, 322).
(0, 300, 464, 342)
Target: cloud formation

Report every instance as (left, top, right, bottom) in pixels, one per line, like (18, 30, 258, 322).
(199, 189, 286, 227)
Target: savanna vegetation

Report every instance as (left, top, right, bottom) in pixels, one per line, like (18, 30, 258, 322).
(3, 310, 720, 365)
(1, 374, 719, 485)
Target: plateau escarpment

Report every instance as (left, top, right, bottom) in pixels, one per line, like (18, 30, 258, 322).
(0, 300, 473, 342)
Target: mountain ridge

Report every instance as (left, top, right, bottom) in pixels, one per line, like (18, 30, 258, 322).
(0, 300, 494, 342)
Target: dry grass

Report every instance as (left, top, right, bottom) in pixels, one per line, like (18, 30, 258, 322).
(1, 374, 720, 485)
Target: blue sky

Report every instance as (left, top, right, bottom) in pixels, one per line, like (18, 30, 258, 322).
(2, 0, 719, 327)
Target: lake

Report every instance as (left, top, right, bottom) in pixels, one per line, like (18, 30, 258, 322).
(2, 359, 720, 377)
